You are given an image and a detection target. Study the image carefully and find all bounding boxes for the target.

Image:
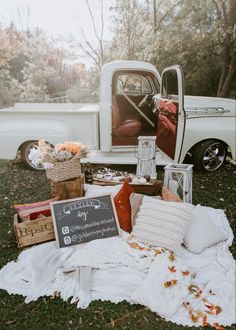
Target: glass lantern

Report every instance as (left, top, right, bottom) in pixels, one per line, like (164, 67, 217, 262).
(136, 136, 157, 179)
(163, 163, 193, 203)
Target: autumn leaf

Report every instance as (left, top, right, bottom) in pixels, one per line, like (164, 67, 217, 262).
(188, 284, 199, 294)
(190, 311, 199, 323)
(215, 306, 222, 315)
(182, 270, 190, 276)
(168, 252, 175, 262)
(129, 242, 139, 249)
(205, 303, 214, 310)
(183, 301, 190, 308)
(202, 314, 208, 327)
(168, 265, 176, 272)
(129, 242, 147, 251)
(164, 281, 172, 288)
(194, 289, 202, 299)
(154, 249, 162, 255)
(213, 323, 225, 330)
(163, 279, 178, 288)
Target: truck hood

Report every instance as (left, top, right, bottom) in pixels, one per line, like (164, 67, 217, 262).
(184, 95, 235, 117)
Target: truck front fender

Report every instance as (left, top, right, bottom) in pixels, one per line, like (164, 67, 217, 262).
(179, 117, 236, 163)
(0, 119, 75, 159)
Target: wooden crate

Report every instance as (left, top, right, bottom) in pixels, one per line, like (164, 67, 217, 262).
(14, 214, 55, 248)
(51, 175, 84, 200)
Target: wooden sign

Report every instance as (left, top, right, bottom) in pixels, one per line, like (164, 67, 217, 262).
(50, 194, 120, 248)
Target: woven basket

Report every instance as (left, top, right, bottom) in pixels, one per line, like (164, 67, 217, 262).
(46, 158, 81, 182)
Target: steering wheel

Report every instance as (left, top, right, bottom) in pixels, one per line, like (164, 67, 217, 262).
(138, 94, 149, 108)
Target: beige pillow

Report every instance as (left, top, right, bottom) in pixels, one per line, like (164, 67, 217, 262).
(129, 193, 162, 227)
(162, 186, 182, 202)
(132, 195, 194, 252)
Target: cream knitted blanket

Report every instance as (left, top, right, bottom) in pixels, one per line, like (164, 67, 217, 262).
(0, 206, 235, 327)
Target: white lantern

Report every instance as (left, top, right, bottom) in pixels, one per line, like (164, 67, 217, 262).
(163, 163, 193, 203)
(136, 136, 156, 179)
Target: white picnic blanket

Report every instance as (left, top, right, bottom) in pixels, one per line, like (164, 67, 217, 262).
(0, 206, 235, 327)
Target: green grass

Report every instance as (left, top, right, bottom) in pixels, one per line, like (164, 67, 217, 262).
(0, 159, 235, 330)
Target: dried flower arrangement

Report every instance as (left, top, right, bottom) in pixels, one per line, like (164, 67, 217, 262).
(28, 140, 88, 169)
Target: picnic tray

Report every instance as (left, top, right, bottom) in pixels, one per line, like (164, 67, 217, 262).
(92, 178, 162, 196)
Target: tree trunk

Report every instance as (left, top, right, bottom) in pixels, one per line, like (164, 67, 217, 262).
(217, 54, 236, 98)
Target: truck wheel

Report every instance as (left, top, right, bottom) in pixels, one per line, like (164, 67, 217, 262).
(192, 140, 226, 172)
(20, 141, 45, 171)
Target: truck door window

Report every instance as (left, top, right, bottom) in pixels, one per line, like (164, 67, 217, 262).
(162, 70, 178, 101)
(116, 74, 153, 95)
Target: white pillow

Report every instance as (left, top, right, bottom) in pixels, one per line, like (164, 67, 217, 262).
(132, 195, 194, 252)
(84, 184, 122, 197)
(184, 204, 227, 253)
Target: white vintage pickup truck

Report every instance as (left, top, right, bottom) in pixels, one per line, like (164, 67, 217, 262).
(0, 61, 235, 172)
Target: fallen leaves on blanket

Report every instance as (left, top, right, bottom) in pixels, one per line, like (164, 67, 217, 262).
(202, 314, 208, 327)
(188, 284, 202, 298)
(168, 265, 176, 272)
(129, 241, 147, 251)
(189, 310, 204, 323)
(184, 303, 208, 325)
(164, 279, 178, 288)
(213, 323, 225, 330)
(168, 252, 175, 262)
(182, 270, 190, 276)
(215, 306, 222, 315)
(204, 302, 222, 316)
(128, 241, 162, 255)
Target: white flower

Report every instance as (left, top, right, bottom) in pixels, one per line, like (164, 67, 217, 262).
(28, 148, 42, 166)
(42, 162, 54, 169)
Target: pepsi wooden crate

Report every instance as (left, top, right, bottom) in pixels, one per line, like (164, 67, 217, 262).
(13, 214, 55, 248)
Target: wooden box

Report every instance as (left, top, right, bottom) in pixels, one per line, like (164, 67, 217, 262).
(51, 175, 84, 200)
(13, 214, 55, 248)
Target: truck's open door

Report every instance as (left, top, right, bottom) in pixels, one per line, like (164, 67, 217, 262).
(157, 65, 186, 162)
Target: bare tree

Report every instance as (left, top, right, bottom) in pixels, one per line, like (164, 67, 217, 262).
(71, 0, 105, 69)
(16, 5, 32, 35)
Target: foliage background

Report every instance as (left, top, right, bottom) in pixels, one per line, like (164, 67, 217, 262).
(0, 0, 235, 108)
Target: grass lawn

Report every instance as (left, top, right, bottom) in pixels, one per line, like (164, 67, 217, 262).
(0, 159, 235, 330)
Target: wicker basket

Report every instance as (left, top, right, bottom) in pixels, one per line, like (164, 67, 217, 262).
(46, 158, 81, 182)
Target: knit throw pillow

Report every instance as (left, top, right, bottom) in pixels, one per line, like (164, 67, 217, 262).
(132, 195, 194, 252)
(129, 193, 162, 227)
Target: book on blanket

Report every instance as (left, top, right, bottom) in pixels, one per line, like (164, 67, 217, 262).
(50, 194, 120, 248)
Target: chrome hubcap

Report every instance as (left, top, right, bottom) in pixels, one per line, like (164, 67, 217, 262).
(203, 143, 225, 171)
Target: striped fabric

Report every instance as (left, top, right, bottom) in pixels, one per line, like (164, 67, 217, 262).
(14, 198, 55, 219)
(132, 195, 194, 252)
